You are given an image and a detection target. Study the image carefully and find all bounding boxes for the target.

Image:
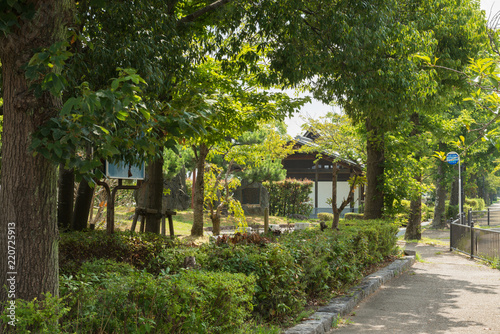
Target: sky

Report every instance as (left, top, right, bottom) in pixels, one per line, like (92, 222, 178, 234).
(283, 0, 500, 137)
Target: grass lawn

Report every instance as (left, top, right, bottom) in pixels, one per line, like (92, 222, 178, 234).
(93, 205, 295, 237)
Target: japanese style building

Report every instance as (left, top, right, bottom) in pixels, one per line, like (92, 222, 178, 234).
(282, 132, 364, 218)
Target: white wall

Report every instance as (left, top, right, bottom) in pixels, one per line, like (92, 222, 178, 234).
(311, 181, 360, 209)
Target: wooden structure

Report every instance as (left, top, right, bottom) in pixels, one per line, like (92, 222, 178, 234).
(282, 133, 364, 217)
(130, 207, 177, 238)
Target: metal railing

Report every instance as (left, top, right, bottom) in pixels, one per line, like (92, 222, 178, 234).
(451, 209, 500, 262)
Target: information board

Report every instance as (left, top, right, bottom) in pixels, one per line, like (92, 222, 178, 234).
(106, 161, 145, 180)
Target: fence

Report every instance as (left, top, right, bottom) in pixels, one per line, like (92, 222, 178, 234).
(450, 209, 500, 262)
(470, 208, 500, 226)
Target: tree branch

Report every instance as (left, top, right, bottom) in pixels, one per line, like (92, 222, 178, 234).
(178, 0, 232, 24)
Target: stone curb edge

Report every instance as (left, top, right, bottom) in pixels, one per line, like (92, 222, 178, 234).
(283, 256, 416, 334)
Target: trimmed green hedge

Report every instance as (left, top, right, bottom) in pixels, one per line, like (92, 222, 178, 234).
(280, 219, 398, 300)
(59, 230, 181, 275)
(344, 213, 364, 220)
(2, 220, 399, 332)
(201, 243, 305, 321)
(263, 179, 313, 217)
(1, 260, 255, 334)
(318, 212, 334, 222)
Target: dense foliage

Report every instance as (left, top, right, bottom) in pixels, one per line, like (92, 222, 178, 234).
(2, 221, 398, 332)
(2, 261, 255, 333)
(263, 179, 314, 217)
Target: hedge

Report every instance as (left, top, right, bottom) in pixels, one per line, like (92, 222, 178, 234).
(263, 178, 313, 217)
(2, 220, 400, 332)
(1, 260, 255, 334)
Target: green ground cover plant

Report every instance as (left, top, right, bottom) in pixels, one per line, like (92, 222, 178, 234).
(1, 220, 399, 333)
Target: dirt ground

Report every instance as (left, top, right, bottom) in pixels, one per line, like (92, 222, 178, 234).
(399, 227, 450, 249)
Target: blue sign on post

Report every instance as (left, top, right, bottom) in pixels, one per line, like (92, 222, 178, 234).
(446, 152, 459, 165)
(106, 161, 145, 180)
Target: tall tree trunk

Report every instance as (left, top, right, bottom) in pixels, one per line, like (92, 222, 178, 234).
(405, 113, 422, 240)
(405, 182, 422, 240)
(191, 144, 209, 237)
(0, 0, 73, 307)
(144, 154, 164, 234)
(72, 179, 95, 230)
(364, 118, 385, 219)
(211, 211, 222, 236)
(432, 155, 447, 229)
(57, 166, 74, 231)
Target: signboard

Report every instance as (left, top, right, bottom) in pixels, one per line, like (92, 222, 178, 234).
(446, 152, 459, 165)
(106, 161, 145, 180)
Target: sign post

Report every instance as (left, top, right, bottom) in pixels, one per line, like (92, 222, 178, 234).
(98, 161, 145, 233)
(446, 152, 462, 223)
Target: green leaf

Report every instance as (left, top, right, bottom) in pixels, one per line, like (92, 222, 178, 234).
(140, 108, 151, 121)
(116, 110, 128, 121)
(61, 97, 77, 116)
(97, 125, 110, 135)
(54, 146, 63, 158)
(111, 79, 120, 91)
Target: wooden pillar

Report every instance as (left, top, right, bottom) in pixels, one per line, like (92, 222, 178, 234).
(315, 161, 319, 213)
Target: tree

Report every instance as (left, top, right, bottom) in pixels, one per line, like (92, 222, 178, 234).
(301, 112, 365, 229)
(227, 0, 486, 221)
(0, 0, 73, 305)
(0, 0, 239, 308)
(61, 0, 206, 233)
(182, 59, 306, 236)
(204, 162, 245, 235)
(204, 125, 294, 235)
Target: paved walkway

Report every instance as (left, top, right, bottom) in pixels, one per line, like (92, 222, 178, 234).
(329, 236, 500, 333)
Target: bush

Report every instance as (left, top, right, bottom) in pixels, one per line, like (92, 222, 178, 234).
(0, 293, 69, 333)
(318, 212, 334, 222)
(446, 202, 459, 219)
(1, 260, 256, 334)
(59, 231, 183, 275)
(201, 243, 305, 322)
(47, 218, 400, 332)
(392, 200, 433, 225)
(344, 213, 364, 220)
(263, 179, 313, 217)
(279, 220, 398, 300)
(464, 197, 486, 212)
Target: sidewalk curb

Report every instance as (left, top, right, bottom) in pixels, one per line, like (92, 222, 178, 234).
(283, 256, 416, 334)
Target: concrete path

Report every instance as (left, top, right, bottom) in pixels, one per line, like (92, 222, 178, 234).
(329, 240, 500, 333)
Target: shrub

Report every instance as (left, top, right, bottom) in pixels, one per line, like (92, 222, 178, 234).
(263, 179, 313, 217)
(318, 212, 334, 222)
(146, 246, 206, 275)
(59, 230, 183, 275)
(9, 260, 256, 334)
(48, 218, 400, 332)
(344, 213, 364, 220)
(464, 197, 486, 212)
(280, 220, 398, 300)
(0, 293, 69, 333)
(201, 243, 305, 322)
(446, 202, 459, 219)
(392, 200, 434, 225)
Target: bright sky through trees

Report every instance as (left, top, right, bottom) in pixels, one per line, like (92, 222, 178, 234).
(284, 0, 500, 137)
